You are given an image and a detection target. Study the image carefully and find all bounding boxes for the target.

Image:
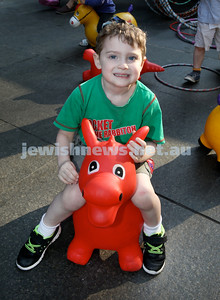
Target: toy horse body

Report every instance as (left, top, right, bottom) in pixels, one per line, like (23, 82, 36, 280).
(67, 119, 149, 271)
(69, 4, 138, 47)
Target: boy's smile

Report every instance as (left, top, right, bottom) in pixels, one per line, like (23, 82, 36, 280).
(94, 36, 145, 98)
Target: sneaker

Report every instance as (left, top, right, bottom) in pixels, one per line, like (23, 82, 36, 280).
(56, 4, 75, 14)
(16, 225, 61, 271)
(184, 71, 200, 83)
(79, 39, 89, 47)
(143, 225, 167, 275)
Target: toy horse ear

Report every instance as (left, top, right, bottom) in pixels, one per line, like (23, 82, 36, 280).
(75, 3, 81, 10)
(81, 118, 99, 147)
(126, 126, 149, 145)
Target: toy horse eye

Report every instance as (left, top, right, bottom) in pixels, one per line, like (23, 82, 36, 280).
(76, 11, 79, 16)
(88, 160, 100, 174)
(113, 164, 125, 180)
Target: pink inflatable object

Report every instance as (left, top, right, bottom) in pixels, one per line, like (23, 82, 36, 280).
(82, 49, 165, 81)
(67, 118, 150, 271)
(39, 0, 59, 7)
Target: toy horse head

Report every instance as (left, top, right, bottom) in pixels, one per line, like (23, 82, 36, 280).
(78, 118, 149, 227)
(69, 4, 99, 28)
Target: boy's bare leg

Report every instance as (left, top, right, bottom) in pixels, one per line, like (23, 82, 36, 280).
(131, 173, 161, 227)
(44, 183, 86, 227)
(131, 173, 166, 275)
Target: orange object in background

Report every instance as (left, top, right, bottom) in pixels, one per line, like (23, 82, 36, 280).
(199, 94, 220, 164)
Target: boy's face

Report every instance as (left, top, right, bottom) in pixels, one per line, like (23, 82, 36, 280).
(94, 36, 145, 89)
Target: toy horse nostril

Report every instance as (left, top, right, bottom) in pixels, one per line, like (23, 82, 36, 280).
(82, 190, 84, 197)
(119, 193, 123, 201)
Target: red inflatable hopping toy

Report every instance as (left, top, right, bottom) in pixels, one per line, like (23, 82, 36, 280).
(82, 49, 165, 82)
(67, 119, 149, 272)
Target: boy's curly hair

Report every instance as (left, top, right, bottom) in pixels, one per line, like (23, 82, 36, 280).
(96, 21, 147, 59)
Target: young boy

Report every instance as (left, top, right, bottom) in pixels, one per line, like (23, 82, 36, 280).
(16, 21, 167, 275)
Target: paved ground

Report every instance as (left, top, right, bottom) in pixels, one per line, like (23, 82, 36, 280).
(0, 0, 220, 299)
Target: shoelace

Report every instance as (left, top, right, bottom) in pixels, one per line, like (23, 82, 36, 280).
(25, 238, 41, 254)
(25, 227, 47, 253)
(147, 242, 163, 255)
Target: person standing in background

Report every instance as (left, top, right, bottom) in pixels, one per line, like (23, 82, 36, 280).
(184, 0, 220, 83)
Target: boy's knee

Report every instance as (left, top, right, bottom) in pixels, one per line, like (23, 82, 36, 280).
(61, 184, 85, 211)
(131, 186, 156, 209)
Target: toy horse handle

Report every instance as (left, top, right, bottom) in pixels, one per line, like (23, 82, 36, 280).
(128, 4, 133, 13)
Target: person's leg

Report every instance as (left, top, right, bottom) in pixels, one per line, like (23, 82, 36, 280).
(66, 0, 75, 8)
(185, 22, 215, 83)
(193, 46, 205, 69)
(43, 183, 85, 227)
(16, 183, 85, 270)
(131, 166, 167, 275)
(184, 46, 205, 83)
(132, 174, 161, 227)
(56, 0, 77, 14)
(36, 183, 85, 237)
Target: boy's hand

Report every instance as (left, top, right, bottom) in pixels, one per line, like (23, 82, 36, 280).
(58, 160, 79, 185)
(127, 137, 147, 163)
(127, 137, 156, 163)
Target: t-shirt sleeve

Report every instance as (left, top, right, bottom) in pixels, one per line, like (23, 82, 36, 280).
(142, 95, 165, 144)
(53, 86, 84, 132)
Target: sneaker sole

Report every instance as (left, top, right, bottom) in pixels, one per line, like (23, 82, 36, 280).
(184, 76, 199, 83)
(79, 43, 89, 47)
(143, 261, 165, 275)
(16, 225, 61, 271)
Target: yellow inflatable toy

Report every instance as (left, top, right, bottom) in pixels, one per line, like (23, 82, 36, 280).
(199, 94, 220, 163)
(69, 4, 138, 47)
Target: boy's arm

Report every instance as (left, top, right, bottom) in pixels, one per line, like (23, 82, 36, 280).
(56, 129, 79, 185)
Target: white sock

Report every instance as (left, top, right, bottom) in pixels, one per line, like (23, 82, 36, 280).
(37, 214, 59, 238)
(143, 216, 162, 236)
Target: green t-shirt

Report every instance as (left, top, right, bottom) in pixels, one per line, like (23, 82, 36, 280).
(54, 74, 165, 145)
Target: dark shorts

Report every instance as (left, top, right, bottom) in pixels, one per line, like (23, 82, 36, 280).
(97, 13, 114, 32)
(136, 161, 152, 178)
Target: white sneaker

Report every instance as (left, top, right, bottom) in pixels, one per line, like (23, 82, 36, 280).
(79, 39, 88, 47)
